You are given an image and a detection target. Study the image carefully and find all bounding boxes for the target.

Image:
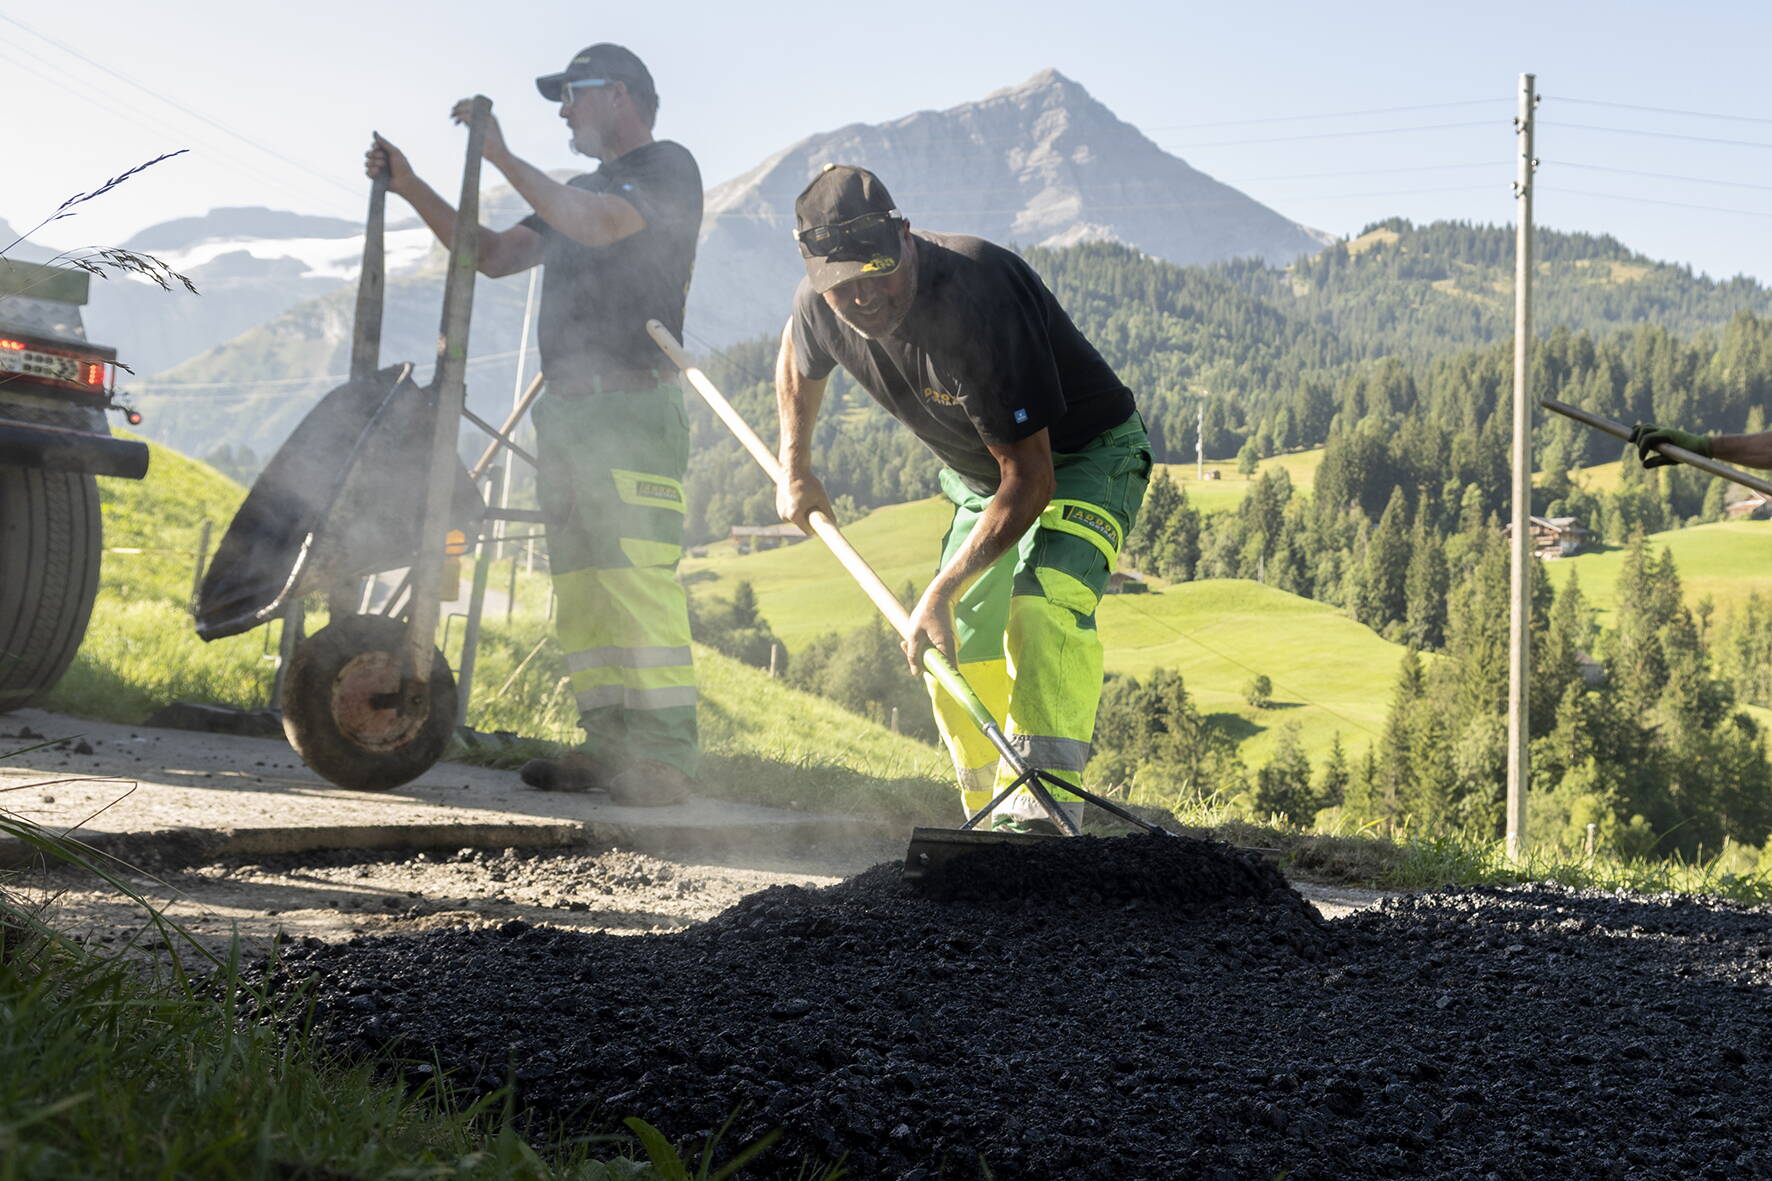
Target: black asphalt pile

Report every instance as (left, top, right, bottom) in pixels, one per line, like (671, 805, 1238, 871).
(252, 836, 1772, 1180)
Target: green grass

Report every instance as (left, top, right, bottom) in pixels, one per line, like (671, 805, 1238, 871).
(685, 499, 1405, 768)
(1151, 445, 1326, 514)
(46, 437, 280, 720)
(1540, 518, 1772, 627)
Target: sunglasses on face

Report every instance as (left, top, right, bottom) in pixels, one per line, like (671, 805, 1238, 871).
(795, 210, 903, 259)
(561, 78, 614, 103)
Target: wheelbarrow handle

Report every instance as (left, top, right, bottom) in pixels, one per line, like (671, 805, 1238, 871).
(350, 174, 387, 383)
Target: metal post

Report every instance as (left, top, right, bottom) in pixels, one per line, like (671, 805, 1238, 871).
(271, 600, 305, 709)
(498, 269, 540, 560)
(1506, 73, 1538, 864)
(189, 518, 212, 612)
(889, 705, 899, 733)
(455, 483, 497, 728)
(1196, 404, 1204, 481)
(768, 642, 779, 679)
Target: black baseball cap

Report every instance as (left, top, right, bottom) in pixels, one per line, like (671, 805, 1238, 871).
(536, 43, 656, 105)
(793, 164, 906, 293)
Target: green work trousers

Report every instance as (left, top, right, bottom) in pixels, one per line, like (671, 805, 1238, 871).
(533, 380, 698, 776)
(926, 415, 1151, 821)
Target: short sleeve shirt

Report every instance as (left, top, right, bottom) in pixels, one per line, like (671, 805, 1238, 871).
(520, 140, 702, 382)
(790, 231, 1135, 494)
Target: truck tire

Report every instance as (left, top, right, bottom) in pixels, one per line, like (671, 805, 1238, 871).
(0, 464, 103, 712)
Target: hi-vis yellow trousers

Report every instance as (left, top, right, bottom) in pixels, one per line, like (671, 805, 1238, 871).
(533, 380, 698, 777)
(926, 416, 1150, 821)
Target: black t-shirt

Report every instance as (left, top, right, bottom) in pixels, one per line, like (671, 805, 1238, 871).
(519, 140, 702, 382)
(791, 231, 1136, 494)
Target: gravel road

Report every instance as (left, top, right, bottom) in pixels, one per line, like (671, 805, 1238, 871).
(244, 834, 1772, 1180)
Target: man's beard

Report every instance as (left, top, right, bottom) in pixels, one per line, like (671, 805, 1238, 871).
(832, 300, 911, 340)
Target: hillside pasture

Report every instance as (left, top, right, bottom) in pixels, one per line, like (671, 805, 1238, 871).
(1541, 518, 1772, 626)
(686, 498, 1404, 769)
(1152, 445, 1325, 514)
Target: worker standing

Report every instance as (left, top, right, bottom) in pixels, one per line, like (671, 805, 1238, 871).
(367, 43, 701, 803)
(772, 165, 1151, 833)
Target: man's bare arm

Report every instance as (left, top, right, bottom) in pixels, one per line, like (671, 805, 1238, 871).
(774, 321, 835, 532)
(1712, 430, 1772, 471)
(457, 99, 647, 248)
(904, 430, 1056, 669)
(368, 132, 542, 277)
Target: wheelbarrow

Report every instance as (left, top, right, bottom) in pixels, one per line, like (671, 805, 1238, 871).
(193, 98, 544, 790)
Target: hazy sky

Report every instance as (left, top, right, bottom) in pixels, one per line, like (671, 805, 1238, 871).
(7, 0, 1772, 281)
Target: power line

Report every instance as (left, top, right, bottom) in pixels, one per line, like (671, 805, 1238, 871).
(1555, 160, 1772, 194)
(1555, 96, 1772, 128)
(0, 42, 353, 223)
(1542, 186, 1772, 221)
(1144, 98, 1505, 132)
(1159, 120, 1498, 150)
(1544, 121, 1772, 152)
(0, 12, 361, 205)
(136, 347, 525, 396)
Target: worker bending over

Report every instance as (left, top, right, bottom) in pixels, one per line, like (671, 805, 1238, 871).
(367, 43, 702, 804)
(772, 165, 1150, 833)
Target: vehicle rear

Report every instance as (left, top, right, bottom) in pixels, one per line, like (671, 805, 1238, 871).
(0, 257, 149, 711)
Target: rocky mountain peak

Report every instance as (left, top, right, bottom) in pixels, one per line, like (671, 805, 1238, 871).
(687, 70, 1333, 346)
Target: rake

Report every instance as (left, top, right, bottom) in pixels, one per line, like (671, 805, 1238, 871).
(646, 321, 1167, 881)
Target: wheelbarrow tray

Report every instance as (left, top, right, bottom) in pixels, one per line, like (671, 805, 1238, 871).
(194, 362, 484, 641)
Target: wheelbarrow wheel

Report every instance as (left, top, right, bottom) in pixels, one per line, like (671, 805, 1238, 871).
(281, 614, 456, 791)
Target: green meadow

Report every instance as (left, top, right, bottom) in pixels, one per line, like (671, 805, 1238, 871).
(1152, 445, 1325, 514)
(1541, 518, 1772, 627)
(684, 497, 1403, 768)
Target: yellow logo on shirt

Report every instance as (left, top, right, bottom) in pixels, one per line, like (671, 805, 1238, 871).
(921, 386, 961, 406)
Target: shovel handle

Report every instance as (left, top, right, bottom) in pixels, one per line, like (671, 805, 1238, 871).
(645, 320, 1022, 756)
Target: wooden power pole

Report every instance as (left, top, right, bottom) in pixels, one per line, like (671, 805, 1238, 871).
(1507, 73, 1538, 863)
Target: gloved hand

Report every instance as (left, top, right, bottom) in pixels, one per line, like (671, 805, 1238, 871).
(1629, 422, 1711, 469)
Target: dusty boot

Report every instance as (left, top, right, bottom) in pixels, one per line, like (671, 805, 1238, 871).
(519, 750, 617, 792)
(606, 758, 695, 807)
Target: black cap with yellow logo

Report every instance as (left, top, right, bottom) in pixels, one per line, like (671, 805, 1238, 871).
(792, 164, 905, 293)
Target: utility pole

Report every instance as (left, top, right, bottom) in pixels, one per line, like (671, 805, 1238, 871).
(1507, 73, 1538, 863)
(1196, 403, 1205, 481)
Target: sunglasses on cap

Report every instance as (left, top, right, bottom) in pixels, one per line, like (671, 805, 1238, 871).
(795, 210, 904, 259)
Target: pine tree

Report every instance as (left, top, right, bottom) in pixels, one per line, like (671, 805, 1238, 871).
(1402, 512, 1449, 649)
(1317, 732, 1350, 808)
(1356, 487, 1412, 632)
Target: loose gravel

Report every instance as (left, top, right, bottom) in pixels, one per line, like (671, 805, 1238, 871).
(253, 834, 1772, 1180)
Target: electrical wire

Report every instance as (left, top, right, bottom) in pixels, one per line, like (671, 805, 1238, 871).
(0, 42, 354, 223)
(1543, 121, 1772, 152)
(1160, 119, 1498, 150)
(1540, 186, 1772, 221)
(1554, 161, 1772, 194)
(0, 12, 361, 205)
(1144, 99, 1505, 132)
(1555, 96, 1772, 128)
(136, 347, 526, 397)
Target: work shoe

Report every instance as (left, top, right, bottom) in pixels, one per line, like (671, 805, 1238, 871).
(606, 759, 695, 807)
(989, 814, 1064, 837)
(519, 750, 616, 792)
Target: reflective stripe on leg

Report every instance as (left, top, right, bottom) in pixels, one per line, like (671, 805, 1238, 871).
(995, 592, 1106, 808)
(926, 657, 1009, 796)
